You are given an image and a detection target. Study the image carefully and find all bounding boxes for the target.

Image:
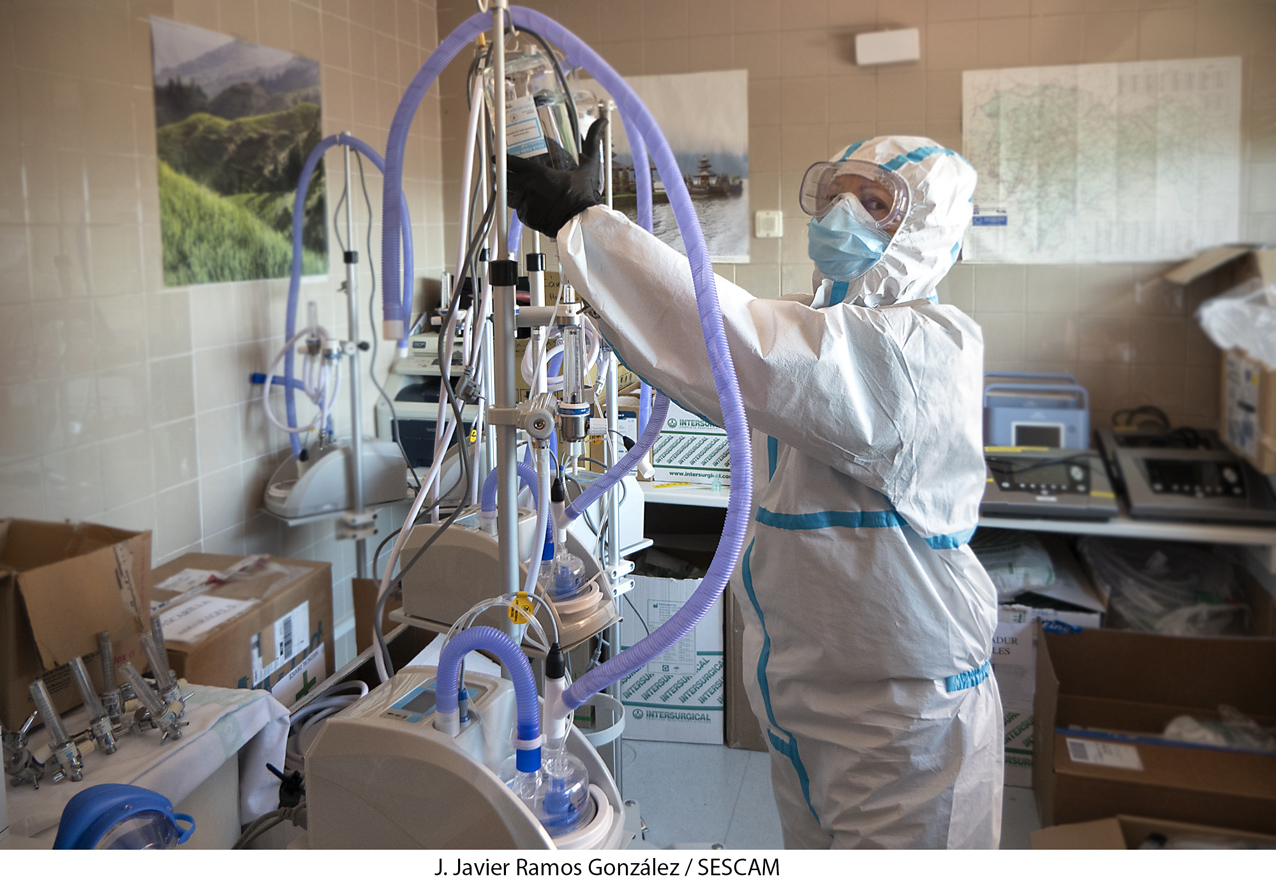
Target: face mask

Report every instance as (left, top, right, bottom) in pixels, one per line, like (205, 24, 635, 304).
(806, 195, 892, 280)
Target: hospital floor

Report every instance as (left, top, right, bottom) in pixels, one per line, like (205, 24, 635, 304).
(621, 740, 1040, 849)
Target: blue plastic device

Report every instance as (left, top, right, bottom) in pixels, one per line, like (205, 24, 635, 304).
(53, 784, 195, 849)
(983, 372, 1090, 450)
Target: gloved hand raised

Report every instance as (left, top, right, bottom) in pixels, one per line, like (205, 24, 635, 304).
(506, 117, 608, 239)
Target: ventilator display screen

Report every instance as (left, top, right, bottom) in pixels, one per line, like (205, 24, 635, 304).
(395, 688, 436, 714)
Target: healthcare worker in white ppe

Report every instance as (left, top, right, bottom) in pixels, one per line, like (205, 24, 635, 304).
(508, 123, 1003, 850)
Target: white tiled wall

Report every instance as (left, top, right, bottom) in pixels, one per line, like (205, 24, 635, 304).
(2, 1, 1274, 672)
(437, 0, 1276, 430)
(0, 0, 445, 669)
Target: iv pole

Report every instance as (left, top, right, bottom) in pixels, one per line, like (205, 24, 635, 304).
(340, 139, 371, 579)
(489, 0, 520, 606)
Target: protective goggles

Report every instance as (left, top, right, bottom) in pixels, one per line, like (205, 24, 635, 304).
(798, 160, 911, 230)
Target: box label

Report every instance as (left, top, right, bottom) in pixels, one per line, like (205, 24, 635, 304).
(1224, 352, 1262, 462)
(112, 543, 144, 618)
(642, 599, 699, 675)
(159, 594, 256, 644)
(651, 410, 731, 482)
(251, 601, 310, 686)
(1003, 707, 1034, 788)
(156, 568, 220, 595)
(270, 643, 326, 704)
(619, 575, 724, 744)
(505, 93, 548, 159)
(1065, 738, 1144, 771)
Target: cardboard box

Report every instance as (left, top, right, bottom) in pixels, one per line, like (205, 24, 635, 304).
(150, 554, 334, 707)
(619, 565, 724, 745)
(1220, 348, 1276, 474)
(1033, 627, 1276, 834)
(0, 520, 151, 727)
(1164, 245, 1276, 473)
(651, 403, 730, 484)
(352, 577, 399, 656)
(988, 536, 1107, 787)
(1031, 814, 1276, 850)
(724, 588, 765, 752)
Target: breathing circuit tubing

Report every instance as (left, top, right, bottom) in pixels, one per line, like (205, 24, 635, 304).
(380, 6, 752, 717)
(282, 133, 415, 460)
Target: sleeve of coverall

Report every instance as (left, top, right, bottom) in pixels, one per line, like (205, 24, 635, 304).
(557, 205, 973, 507)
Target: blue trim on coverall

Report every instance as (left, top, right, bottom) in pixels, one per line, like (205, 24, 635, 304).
(741, 541, 823, 827)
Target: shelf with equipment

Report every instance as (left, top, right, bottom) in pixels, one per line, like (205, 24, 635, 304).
(639, 481, 1276, 581)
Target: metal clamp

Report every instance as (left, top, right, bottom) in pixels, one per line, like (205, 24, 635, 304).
(30, 679, 83, 783)
(486, 406, 522, 428)
(339, 509, 378, 541)
(522, 393, 557, 439)
(3, 712, 45, 788)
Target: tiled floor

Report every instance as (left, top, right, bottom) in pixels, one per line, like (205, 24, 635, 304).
(621, 739, 1041, 850)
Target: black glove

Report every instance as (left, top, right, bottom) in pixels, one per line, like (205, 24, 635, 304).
(506, 117, 609, 238)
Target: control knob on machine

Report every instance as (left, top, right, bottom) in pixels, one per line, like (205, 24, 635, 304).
(1069, 465, 1084, 481)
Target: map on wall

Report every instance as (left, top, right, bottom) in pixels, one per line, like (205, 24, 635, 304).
(962, 57, 1241, 264)
(150, 17, 326, 285)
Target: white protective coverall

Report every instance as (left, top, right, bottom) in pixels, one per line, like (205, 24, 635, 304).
(557, 136, 1003, 849)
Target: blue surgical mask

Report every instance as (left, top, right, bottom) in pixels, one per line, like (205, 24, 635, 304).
(807, 195, 892, 280)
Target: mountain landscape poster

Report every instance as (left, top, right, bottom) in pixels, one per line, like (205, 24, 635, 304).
(150, 17, 326, 286)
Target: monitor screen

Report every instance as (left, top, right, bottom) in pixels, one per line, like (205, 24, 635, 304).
(395, 687, 437, 715)
(1013, 424, 1063, 448)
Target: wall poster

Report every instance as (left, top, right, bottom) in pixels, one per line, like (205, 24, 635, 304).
(579, 69, 750, 264)
(150, 17, 327, 285)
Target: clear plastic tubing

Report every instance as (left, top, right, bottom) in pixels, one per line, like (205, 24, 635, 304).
(283, 133, 415, 459)
(381, 7, 752, 716)
(509, 212, 524, 258)
(434, 626, 541, 773)
(522, 446, 552, 600)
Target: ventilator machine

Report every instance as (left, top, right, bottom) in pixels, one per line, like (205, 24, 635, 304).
(255, 3, 755, 850)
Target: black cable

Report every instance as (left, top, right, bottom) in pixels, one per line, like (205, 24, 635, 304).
(623, 593, 651, 637)
(1112, 405, 1171, 431)
(372, 529, 396, 577)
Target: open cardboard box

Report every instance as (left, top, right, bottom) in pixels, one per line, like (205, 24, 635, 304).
(1033, 627, 1276, 834)
(1032, 814, 1276, 849)
(1165, 245, 1276, 473)
(990, 534, 1107, 787)
(1, 520, 151, 727)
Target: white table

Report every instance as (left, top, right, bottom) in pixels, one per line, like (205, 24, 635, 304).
(2, 684, 288, 849)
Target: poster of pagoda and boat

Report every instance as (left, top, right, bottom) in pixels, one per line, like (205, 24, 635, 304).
(580, 70, 749, 263)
